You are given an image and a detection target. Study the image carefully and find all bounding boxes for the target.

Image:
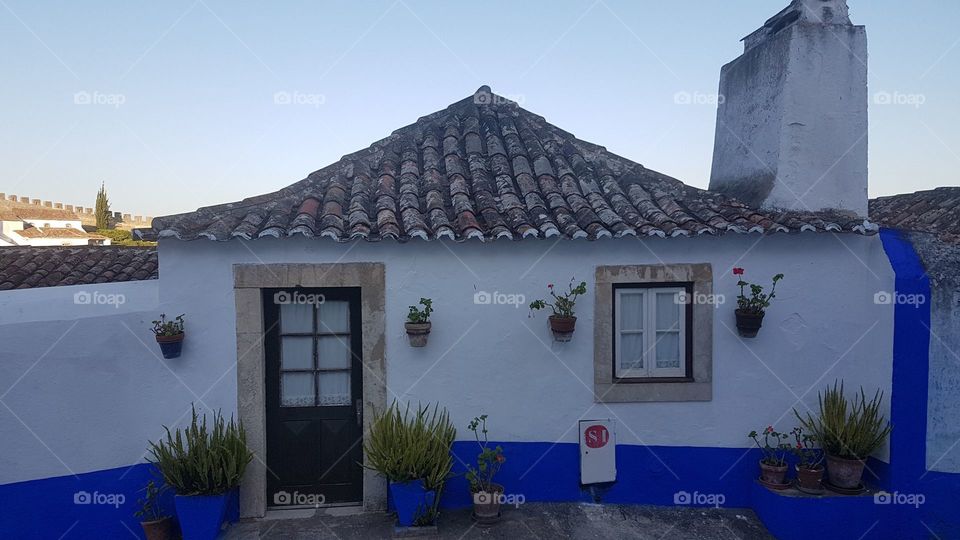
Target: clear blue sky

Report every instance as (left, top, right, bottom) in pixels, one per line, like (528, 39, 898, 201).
(1, 0, 957, 217)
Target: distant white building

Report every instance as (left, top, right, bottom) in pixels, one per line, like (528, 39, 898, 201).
(0, 208, 110, 246)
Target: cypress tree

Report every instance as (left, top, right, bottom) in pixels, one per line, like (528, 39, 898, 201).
(95, 182, 111, 230)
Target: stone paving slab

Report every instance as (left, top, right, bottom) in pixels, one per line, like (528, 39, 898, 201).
(223, 502, 774, 539)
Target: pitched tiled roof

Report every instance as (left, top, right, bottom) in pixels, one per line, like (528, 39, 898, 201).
(13, 227, 105, 239)
(870, 187, 960, 243)
(143, 86, 876, 243)
(0, 247, 158, 290)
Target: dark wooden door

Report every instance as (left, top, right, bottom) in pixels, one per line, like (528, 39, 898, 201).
(264, 288, 363, 506)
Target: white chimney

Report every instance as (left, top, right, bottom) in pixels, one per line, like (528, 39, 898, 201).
(708, 0, 868, 217)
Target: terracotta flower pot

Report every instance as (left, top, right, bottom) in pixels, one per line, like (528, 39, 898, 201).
(796, 464, 824, 492)
(548, 316, 576, 342)
(405, 322, 431, 347)
(140, 516, 176, 540)
(472, 483, 503, 526)
(155, 333, 184, 359)
(735, 309, 764, 338)
(826, 454, 866, 490)
(758, 460, 789, 488)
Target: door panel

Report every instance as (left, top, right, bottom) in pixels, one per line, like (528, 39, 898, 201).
(264, 288, 363, 505)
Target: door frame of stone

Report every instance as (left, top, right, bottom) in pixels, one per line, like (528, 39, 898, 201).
(233, 263, 387, 517)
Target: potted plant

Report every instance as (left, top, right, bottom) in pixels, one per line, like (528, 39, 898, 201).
(363, 401, 455, 529)
(152, 313, 185, 358)
(733, 268, 783, 338)
(748, 426, 791, 489)
(405, 298, 433, 347)
(134, 479, 175, 540)
(529, 279, 587, 342)
(148, 406, 253, 540)
(790, 427, 825, 493)
(465, 415, 506, 526)
(795, 382, 892, 493)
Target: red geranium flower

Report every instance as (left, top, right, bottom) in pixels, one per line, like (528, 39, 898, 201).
(733, 268, 745, 275)
(548, 283, 554, 289)
(496, 454, 506, 463)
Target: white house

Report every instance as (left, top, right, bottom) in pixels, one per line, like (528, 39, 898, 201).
(0, 207, 110, 246)
(1, 1, 957, 538)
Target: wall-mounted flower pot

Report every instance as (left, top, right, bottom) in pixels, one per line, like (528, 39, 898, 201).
(140, 516, 176, 540)
(548, 316, 576, 342)
(174, 493, 228, 540)
(405, 322, 431, 347)
(735, 309, 764, 338)
(472, 483, 504, 526)
(389, 479, 436, 527)
(825, 454, 866, 492)
(796, 465, 825, 494)
(156, 334, 184, 359)
(758, 460, 789, 490)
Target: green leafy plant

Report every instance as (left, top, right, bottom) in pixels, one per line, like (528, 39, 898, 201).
(748, 426, 791, 466)
(794, 381, 892, 460)
(790, 427, 823, 470)
(133, 479, 169, 522)
(147, 405, 253, 496)
(407, 298, 433, 324)
(363, 401, 456, 524)
(465, 415, 505, 494)
(151, 314, 184, 337)
(529, 279, 587, 318)
(733, 268, 783, 314)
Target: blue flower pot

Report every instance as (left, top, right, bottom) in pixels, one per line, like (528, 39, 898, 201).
(156, 334, 184, 359)
(389, 479, 436, 527)
(174, 493, 228, 540)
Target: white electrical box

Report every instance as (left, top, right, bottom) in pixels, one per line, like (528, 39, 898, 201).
(579, 419, 616, 484)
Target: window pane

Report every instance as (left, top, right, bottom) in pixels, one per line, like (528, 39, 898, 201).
(317, 372, 351, 406)
(656, 293, 681, 331)
(318, 301, 349, 333)
(281, 336, 313, 370)
(280, 303, 313, 333)
(619, 292, 644, 331)
(317, 336, 351, 369)
(655, 332, 681, 369)
(619, 332, 644, 371)
(281, 373, 315, 407)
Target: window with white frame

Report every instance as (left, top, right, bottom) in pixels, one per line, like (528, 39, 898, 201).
(614, 285, 689, 379)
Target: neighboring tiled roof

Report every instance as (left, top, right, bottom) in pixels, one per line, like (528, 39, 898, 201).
(0, 207, 80, 221)
(13, 227, 105, 239)
(143, 86, 876, 243)
(0, 247, 158, 290)
(870, 187, 960, 243)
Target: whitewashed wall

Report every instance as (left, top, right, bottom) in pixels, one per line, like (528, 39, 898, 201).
(0, 233, 896, 485)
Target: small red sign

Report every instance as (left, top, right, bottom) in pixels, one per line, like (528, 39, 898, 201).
(584, 425, 609, 449)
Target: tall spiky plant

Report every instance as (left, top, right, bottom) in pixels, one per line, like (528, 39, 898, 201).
(95, 182, 111, 230)
(148, 406, 253, 496)
(794, 381, 892, 460)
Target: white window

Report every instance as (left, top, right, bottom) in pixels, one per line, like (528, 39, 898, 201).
(614, 286, 687, 379)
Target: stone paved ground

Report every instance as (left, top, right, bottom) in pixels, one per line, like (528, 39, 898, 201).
(223, 502, 774, 539)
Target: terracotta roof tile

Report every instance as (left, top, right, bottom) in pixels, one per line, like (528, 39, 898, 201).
(870, 187, 960, 243)
(0, 247, 157, 290)
(141, 86, 877, 243)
